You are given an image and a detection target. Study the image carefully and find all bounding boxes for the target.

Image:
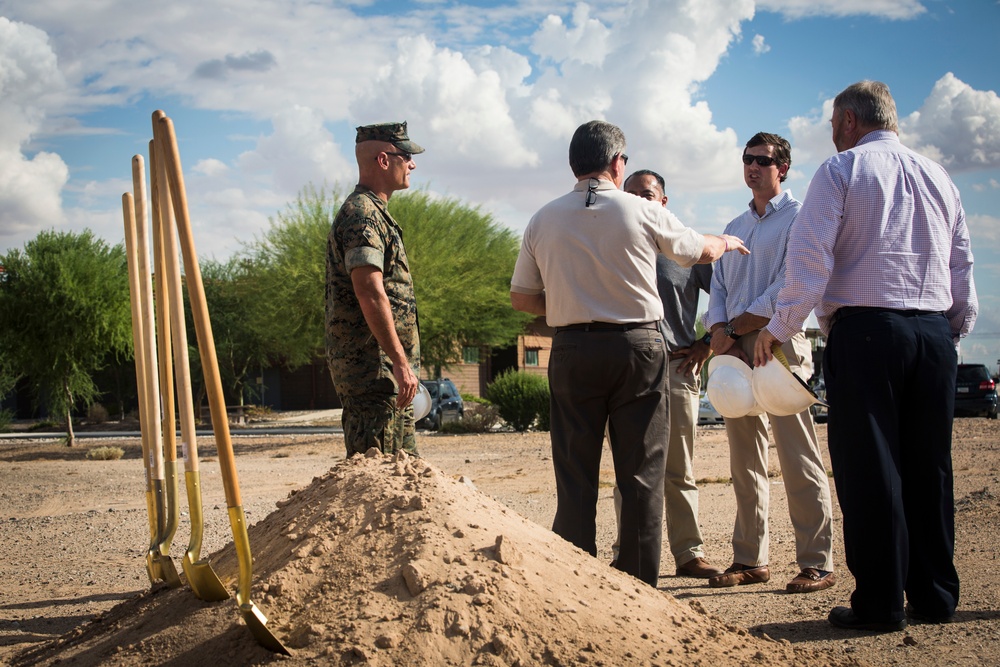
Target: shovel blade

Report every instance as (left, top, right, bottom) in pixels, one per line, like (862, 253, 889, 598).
(182, 556, 230, 601)
(240, 602, 291, 655)
(147, 550, 182, 588)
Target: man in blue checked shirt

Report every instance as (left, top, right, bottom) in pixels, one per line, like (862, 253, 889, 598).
(756, 81, 977, 632)
(705, 131, 836, 595)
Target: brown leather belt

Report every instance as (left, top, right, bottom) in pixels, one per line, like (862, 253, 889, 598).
(555, 321, 658, 333)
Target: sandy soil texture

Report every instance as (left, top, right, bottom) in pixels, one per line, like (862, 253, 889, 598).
(0, 417, 997, 665)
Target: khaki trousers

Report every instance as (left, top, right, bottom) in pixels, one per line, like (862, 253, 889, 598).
(723, 331, 834, 571)
(613, 356, 708, 567)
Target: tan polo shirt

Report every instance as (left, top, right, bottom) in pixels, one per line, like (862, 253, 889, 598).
(511, 178, 705, 328)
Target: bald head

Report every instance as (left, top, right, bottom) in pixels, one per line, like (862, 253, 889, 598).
(355, 140, 415, 201)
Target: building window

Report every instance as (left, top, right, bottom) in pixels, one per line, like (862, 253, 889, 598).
(462, 346, 480, 364)
(525, 349, 539, 366)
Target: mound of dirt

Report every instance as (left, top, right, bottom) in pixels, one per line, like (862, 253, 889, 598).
(12, 449, 859, 666)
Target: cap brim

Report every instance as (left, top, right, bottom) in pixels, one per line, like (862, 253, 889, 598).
(394, 140, 425, 154)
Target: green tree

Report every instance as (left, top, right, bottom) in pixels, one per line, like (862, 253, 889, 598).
(240, 184, 341, 368)
(0, 230, 132, 445)
(191, 257, 271, 408)
(389, 191, 534, 375)
(240, 185, 532, 378)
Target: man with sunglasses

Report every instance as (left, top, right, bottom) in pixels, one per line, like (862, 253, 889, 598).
(704, 132, 836, 594)
(326, 121, 424, 457)
(510, 120, 749, 586)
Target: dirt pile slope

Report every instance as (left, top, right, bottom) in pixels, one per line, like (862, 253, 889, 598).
(12, 450, 860, 666)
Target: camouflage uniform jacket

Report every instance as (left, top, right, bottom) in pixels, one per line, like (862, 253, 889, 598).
(325, 185, 420, 397)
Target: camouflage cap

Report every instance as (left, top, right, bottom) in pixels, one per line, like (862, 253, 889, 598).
(355, 121, 425, 154)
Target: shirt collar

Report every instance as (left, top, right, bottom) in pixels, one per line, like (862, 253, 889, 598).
(856, 129, 899, 147)
(746, 189, 795, 219)
(573, 177, 618, 192)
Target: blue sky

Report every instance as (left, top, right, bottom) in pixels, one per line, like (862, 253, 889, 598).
(1, 0, 998, 369)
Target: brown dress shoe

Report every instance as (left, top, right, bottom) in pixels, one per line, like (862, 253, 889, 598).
(676, 557, 725, 578)
(708, 563, 770, 588)
(786, 568, 836, 594)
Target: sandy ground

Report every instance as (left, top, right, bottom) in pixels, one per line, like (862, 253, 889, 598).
(0, 416, 997, 665)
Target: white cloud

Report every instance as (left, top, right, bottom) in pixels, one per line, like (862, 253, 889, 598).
(192, 158, 229, 177)
(787, 98, 837, 165)
(968, 212, 1000, 245)
(900, 73, 1000, 172)
(752, 34, 770, 54)
(236, 105, 353, 193)
(0, 17, 69, 241)
(971, 178, 1000, 193)
(350, 35, 538, 170)
(758, 0, 926, 20)
(788, 74, 1000, 175)
(531, 3, 612, 66)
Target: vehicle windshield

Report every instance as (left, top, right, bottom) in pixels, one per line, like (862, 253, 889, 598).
(957, 366, 989, 383)
(423, 382, 439, 398)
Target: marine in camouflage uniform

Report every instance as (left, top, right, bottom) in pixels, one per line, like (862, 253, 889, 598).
(326, 122, 424, 457)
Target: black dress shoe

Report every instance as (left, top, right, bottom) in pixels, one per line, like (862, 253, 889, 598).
(828, 606, 906, 632)
(905, 602, 954, 624)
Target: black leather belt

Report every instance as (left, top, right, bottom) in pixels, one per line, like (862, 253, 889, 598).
(555, 321, 657, 333)
(831, 306, 944, 327)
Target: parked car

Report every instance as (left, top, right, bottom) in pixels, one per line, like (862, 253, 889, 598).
(698, 392, 724, 425)
(809, 374, 828, 423)
(416, 378, 465, 430)
(954, 363, 998, 419)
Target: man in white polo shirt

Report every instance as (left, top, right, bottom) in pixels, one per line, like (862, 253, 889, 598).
(510, 120, 748, 586)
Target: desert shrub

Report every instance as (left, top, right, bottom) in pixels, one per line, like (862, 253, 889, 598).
(440, 401, 501, 433)
(87, 402, 109, 423)
(536, 395, 550, 432)
(486, 370, 549, 432)
(87, 446, 125, 460)
(0, 408, 12, 431)
(244, 405, 274, 422)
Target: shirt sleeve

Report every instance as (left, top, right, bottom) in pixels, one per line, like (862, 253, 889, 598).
(339, 202, 387, 273)
(654, 209, 704, 268)
(767, 161, 842, 341)
(510, 223, 544, 294)
(947, 203, 978, 339)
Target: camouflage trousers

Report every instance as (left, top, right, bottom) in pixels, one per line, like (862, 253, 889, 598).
(340, 393, 418, 457)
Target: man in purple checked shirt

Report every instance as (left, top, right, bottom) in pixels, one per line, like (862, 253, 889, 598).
(755, 80, 978, 632)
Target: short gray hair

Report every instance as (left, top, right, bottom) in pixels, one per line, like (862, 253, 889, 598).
(834, 80, 898, 133)
(569, 121, 626, 177)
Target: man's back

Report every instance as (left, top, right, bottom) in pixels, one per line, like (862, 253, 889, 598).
(513, 181, 702, 327)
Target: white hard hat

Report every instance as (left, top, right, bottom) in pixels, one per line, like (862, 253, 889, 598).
(706, 355, 762, 419)
(412, 383, 432, 421)
(751, 352, 827, 417)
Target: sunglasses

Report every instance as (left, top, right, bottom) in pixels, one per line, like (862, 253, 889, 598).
(619, 153, 629, 166)
(742, 154, 778, 167)
(385, 151, 413, 162)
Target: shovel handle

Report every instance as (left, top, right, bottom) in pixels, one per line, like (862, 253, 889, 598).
(131, 156, 165, 482)
(152, 111, 201, 474)
(155, 114, 241, 509)
(122, 193, 153, 490)
(149, 140, 177, 466)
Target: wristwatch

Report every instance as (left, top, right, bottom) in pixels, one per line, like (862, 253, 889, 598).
(723, 322, 741, 340)
(699, 332, 713, 345)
